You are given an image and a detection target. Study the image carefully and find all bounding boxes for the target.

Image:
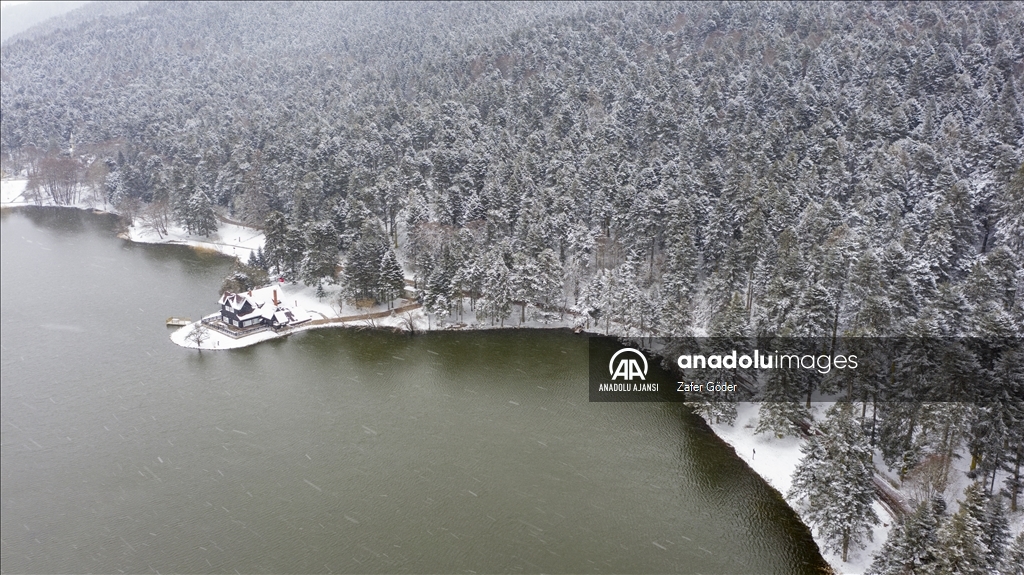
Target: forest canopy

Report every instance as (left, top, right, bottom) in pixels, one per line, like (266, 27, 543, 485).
(2, 1, 1020, 340)
(2, 2, 1023, 565)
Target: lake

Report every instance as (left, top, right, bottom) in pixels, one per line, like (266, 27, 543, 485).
(0, 207, 829, 573)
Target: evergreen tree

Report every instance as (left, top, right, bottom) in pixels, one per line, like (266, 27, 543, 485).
(478, 250, 512, 327)
(344, 229, 386, 303)
(424, 246, 457, 321)
(1001, 532, 1024, 575)
(263, 211, 288, 274)
(379, 247, 406, 309)
(184, 190, 218, 237)
(301, 221, 339, 298)
(935, 483, 991, 575)
(282, 224, 307, 282)
(866, 499, 941, 575)
(755, 366, 809, 438)
(981, 495, 1011, 572)
(789, 403, 879, 563)
(659, 200, 698, 335)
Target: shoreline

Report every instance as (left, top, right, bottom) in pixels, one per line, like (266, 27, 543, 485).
(0, 191, 916, 574)
(169, 300, 598, 350)
(1, 178, 265, 261)
(7, 185, 1020, 574)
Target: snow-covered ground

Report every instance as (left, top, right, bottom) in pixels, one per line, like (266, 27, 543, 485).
(709, 403, 890, 574)
(169, 281, 428, 350)
(2, 177, 107, 209)
(124, 218, 264, 261)
(708, 403, 1023, 574)
(2, 178, 266, 260)
(9, 176, 1020, 572)
(1, 178, 32, 205)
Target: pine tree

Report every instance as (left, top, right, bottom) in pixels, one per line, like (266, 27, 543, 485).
(478, 250, 512, 327)
(424, 246, 457, 322)
(660, 198, 698, 336)
(185, 189, 218, 237)
(755, 367, 809, 438)
(263, 211, 288, 274)
(758, 227, 803, 336)
(935, 483, 991, 575)
(710, 292, 749, 338)
(996, 163, 1024, 255)
(282, 225, 306, 282)
(788, 403, 879, 563)
(866, 499, 940, 575)
(1001, 532, 1024, 575)
(379, 247, 406, 309)
(301, 221, 339, 298)
(344, 229, 386, 303)
(981, 495, 1011, 571)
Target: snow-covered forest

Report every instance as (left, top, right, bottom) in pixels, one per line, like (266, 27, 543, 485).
(2, 1, 1022, 571)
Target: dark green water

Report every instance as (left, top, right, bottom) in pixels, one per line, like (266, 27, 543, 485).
(0, 207, 829, 574)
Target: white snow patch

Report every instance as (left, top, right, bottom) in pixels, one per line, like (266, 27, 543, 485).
(1, 178, 29, 204)
(124, 219, 265, 262)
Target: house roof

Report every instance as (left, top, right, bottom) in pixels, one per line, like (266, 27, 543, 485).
(219, 285, 308, 325)
(219, 286, 281, 311)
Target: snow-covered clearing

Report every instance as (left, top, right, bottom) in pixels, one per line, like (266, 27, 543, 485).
(124, 218, 264, 261)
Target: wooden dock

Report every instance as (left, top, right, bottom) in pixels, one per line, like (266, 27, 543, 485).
(166, 317, 192, 327)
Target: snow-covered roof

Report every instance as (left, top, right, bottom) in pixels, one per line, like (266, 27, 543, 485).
(219, 285, 311, 326)
(220, 286, 281, 311)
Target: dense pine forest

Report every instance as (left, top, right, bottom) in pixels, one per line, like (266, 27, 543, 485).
(2, 1, 1022, 571)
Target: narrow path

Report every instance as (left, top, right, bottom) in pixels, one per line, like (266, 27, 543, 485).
(215, 212, 257, 228)
(303, 302, 422, 327)
(873, 476, 912, 520)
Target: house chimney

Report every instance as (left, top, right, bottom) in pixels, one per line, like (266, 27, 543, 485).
(273, 289, 278, 305)
(248, 290, 252, 297)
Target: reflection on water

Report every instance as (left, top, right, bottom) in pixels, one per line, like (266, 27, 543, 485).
(0, 208, 829, 574)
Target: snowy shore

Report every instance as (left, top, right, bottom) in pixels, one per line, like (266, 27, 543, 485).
(6, 177, 1019, 574)
(708, 404, 890, 573)
(168, 284, 586, 351)
(1, 178, 265, 261)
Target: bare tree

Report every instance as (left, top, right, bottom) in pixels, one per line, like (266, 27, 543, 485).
(185, 323, 210, 349)
(83, 158, 109, 208)
(116, 195, 142, 227)
(399, 311, 419, 334)
(140, 198, 172, 238)
(37, 156, 80, 205)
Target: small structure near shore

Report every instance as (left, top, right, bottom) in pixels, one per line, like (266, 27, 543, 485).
(166, 317, 192, 327)
(217, 286, 311, 331)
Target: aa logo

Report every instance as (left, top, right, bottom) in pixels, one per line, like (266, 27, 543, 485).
(609, 348, 648, 381)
